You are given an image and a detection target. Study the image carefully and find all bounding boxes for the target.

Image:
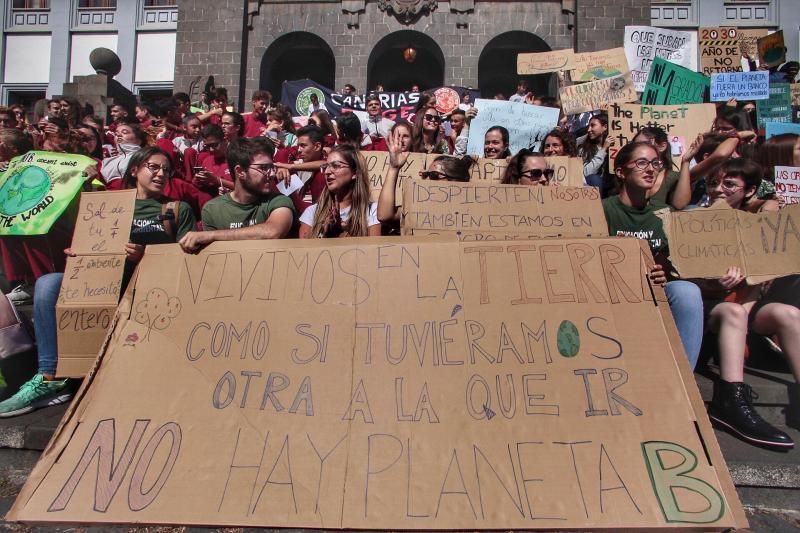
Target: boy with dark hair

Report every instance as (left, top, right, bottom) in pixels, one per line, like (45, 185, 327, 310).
(179, 137, 297, 252)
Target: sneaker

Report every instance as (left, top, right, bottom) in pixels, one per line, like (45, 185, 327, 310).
(6, 283, 33, 305)
(0, 374, 71, 418)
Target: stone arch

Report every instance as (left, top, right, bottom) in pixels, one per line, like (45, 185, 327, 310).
(367, 30, 445, 92)
(260, 32, 335, 98)
(478, 31, 555, 99)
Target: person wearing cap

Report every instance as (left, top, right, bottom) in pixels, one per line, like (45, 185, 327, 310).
(361, 94, 394, 139)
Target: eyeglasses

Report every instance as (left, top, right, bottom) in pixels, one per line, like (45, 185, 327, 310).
(423, 113, 441, 123)
(249, 163, 276, 177)
(628, 158, 665, 171)
(321, 161, 352, 172)
(144, 163, 172, 176)
(520, 168, 555, 180)
(707, 177, 744, 192)
(420, 170, 448, 180)
(204, 141, 221, 149)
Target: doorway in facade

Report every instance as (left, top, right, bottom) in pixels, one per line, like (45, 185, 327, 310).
(260, 32, 336, 98)
(367, 30, 444, 92)
(478, 31, 555, 99)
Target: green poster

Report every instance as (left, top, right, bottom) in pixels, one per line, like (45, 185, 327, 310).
(757, 83, 792, 131)
(643, 56, 710, 105)
(0, 151, 94, 236)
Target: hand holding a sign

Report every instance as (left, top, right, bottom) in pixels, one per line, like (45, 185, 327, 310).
(178, 231, 213, 254)
(648, 264, 668, 286)
(719, 266, 746, 291)
(125, 242, 145, 264)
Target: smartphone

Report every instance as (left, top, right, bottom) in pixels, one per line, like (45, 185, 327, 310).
(193, 166, 205, 174)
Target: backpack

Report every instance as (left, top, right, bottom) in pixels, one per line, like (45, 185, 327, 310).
(0, 294, 34, 359)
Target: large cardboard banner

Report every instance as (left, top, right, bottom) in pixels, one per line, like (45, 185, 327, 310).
(517, 49, 575, 74)
(710, 71, 769, 102)
(608, 103, 717, 161)
(400, 179, 606, 241)
(569, 47, 630, 82)
(663, 204, 800, 281)
(9, 236, 746, 529)
(56, 189, 136, 377)
(624, 26, 698, 92)
(0, 151, 95, 236)
(466, 99, 559, 156)
(559, 73, 637, 115)
(699, 27, 742, 76)
(642, 57, 709, 105)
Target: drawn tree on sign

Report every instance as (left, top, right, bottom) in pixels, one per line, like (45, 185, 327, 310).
(134, 288, 181, 341)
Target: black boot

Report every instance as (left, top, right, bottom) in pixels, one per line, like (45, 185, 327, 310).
(708, 380, 794, 449)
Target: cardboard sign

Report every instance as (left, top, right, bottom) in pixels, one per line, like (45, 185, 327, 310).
(756, 83, 792, 130)
(764, 122, 800, 139)
(758, 30, 786, 69)
(624, 26, 698, 92)
(569, 47, 630, 82)
(8, 236, 746, 529)
(699, 27, 742, 76)
(0, 151, 95, 236)
(663, 203, 800, 281)
(559, 72, 637, 115)
(737, 28, 769, 59)
(466, 156, 509, 183)
(466, 99, 559, 156)
(545, 156, 585, 187)
(56, 189, 136, 377)
(775, 166, 800, 205)
(365, 152, 428, 203)
(642, 57, 709, 105)
(608, 103, 717, 161)
(400, 179, 605, 240)
(710, 71, 770, 102)
(517, 49, 575, 74)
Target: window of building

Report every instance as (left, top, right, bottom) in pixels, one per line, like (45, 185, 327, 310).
(144, 0, 177, 7)
(11, 0, 49, 9)
(78, 0, 117, 8)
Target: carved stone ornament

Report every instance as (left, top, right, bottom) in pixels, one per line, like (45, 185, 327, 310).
(377, 0, 438, 23)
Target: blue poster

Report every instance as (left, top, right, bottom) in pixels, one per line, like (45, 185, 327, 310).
(710, 71, 770, 102)
(466, 99, 560, 156)
(765, 122, 800, 138)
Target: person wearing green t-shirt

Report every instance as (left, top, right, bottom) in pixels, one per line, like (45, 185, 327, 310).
(179, 137, 296, 253)
(604, 141, 704, 375)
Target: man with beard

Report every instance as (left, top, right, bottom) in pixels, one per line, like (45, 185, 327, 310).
(242, 90, 271, 138)
(179, 137, 297, 253)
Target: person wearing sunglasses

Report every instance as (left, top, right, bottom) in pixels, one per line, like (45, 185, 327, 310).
(502, 149, 553, 185)
(410, 106, 449, 154)
(689, 159, 795, 449)
(180, 137, 297, 253)
(603, 141, 705, 379)
(299, 145, 381, 238)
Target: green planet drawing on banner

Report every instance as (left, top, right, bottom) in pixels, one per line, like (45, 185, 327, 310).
(0, 165, 52, 216)
(576, 67, 623, 82)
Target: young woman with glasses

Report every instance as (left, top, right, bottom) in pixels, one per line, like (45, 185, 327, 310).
(299, 145, 381, 238)
(503, 149, 554, 185)
(410, 106, 449, 154)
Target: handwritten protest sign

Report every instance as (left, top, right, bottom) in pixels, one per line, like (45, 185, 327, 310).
(0, 151, 95, 236)
(364, 151, 427, 203)
(401, 179, 605, 241)
(569, 47, 630, 82)
(764, 122, 800, 139)
(8, 236, 746, 529)
(642, 57, 709, 105)
(466, 99, 559, 156)
(545, 156, 585, 187)
(738, 28, 768, 59)
(663, 203, 800, 281)
(699, 27, 742, 76)
(791, 85, 800, 107)
(608, 103, 716, 162)
(775, 166, 800, 205)
(758, 30, 786, 68)
(756, 83, 791, 130)
(624, 26, 698, 92)
(710, 71, 769, 102)
(559, 72, 637, 115)
(56, 189, 136, 377)
(517, 49, 575, 74)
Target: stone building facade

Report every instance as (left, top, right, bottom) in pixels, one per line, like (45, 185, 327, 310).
(174, 0, 649, 105)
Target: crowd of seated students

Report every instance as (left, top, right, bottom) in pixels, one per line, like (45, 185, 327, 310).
(0, 83, 798, 453)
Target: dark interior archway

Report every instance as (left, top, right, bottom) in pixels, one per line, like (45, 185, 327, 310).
(478, 31, 555, 99)
(367, 30, 444, 92)
(260, 32, 335, 98)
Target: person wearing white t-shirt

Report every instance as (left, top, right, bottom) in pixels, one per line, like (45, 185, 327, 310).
(298, 144, 381, 238)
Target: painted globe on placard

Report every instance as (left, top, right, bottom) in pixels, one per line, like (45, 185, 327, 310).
(578, 67, 623, 82)
(0, 166, 51, 216)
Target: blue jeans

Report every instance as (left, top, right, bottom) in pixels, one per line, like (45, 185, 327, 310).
(585, 173, 604, 188)
(665, 280, 703, 370)
(33, 273, 63, 376)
